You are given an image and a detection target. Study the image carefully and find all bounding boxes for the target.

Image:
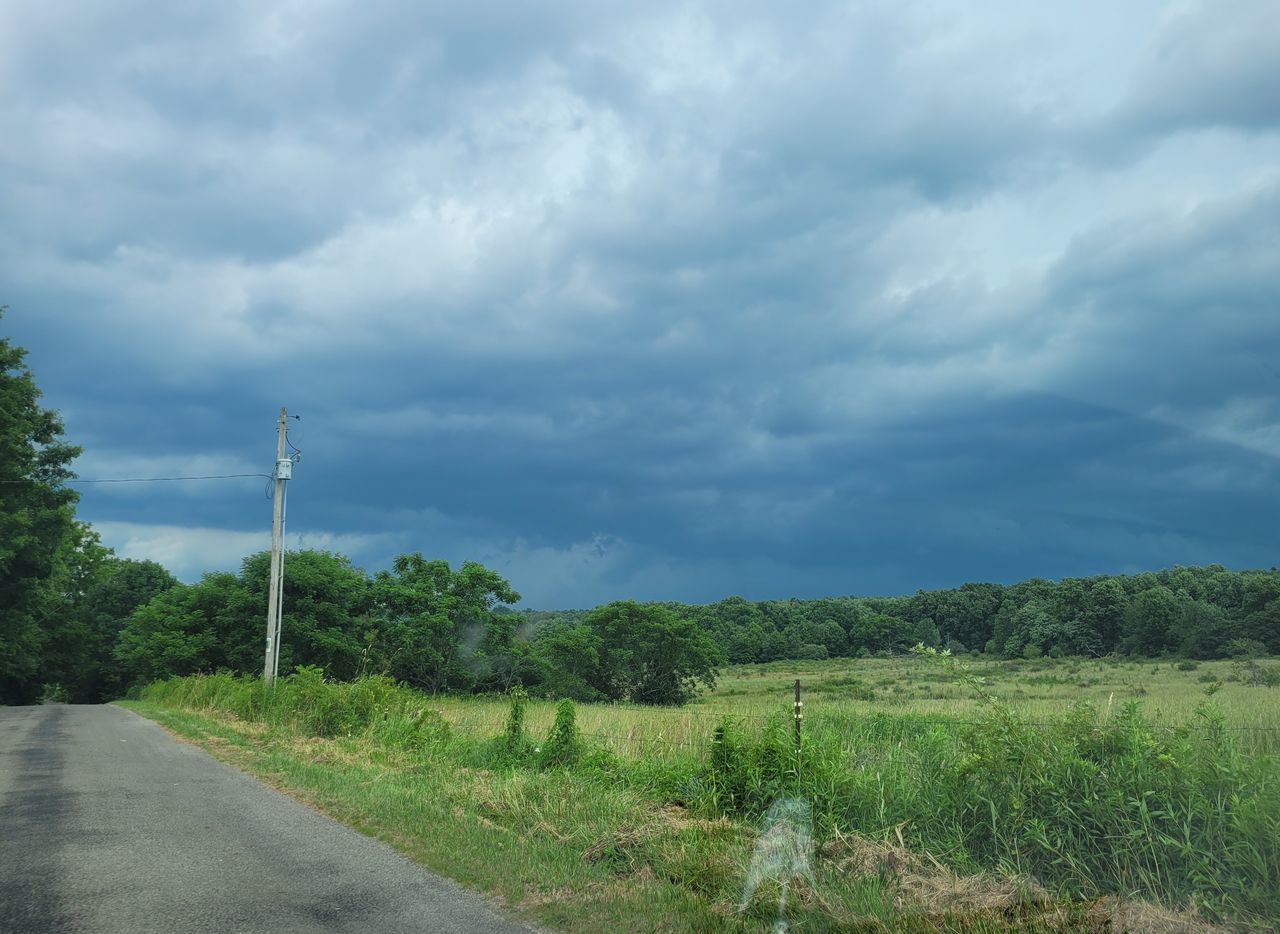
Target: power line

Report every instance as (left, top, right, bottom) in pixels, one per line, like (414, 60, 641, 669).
(0, 473, 271, 484)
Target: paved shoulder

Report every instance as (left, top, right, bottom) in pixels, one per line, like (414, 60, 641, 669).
(0, 704, 533, 934)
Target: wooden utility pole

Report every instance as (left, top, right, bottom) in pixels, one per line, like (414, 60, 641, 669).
(263, 407, 289, 683)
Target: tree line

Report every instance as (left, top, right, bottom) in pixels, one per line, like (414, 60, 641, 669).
(2, 311, 1277, 706)
(644, 563, 1279, 664)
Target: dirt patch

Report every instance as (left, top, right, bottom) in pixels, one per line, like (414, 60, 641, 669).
(819, 829, 1250, 933)
(583, 803, 737, 867)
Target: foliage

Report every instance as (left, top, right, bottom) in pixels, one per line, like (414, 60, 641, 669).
(503, 686, 532, 756)
(237, 550, 372, 679)
(139, 670, 451, 746)
(1233, 658, 1280, 688)
(112, 550, 524, 696)
(520, 564, 1280, 668)
(0, 310, 82, 704)
(365, 553, 520, 693)
(581, 601, 724, 705)
(538, 699, 583, 769)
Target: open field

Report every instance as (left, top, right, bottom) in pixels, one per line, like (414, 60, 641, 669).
(424, 655, 1280, 759)
(126, 654, 1280, 930)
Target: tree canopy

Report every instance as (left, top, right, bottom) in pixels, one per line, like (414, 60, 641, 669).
(0, 309, 82, 704)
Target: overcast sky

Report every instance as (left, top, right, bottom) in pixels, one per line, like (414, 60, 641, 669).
(2, 1, 1277, 607)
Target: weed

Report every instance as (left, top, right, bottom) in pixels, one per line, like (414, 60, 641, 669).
(539, 700, 584, 769)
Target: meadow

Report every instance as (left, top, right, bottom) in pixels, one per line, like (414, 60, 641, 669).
(126, 653, 1280, 931)
(427, 654, 1280, 757)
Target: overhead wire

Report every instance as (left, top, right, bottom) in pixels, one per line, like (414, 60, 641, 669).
(0, 472, 272, 484)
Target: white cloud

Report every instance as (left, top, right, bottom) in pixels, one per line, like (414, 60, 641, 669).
(93, 521, 399, 581)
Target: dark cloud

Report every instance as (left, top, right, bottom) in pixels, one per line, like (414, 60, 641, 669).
(2, 1, 1277, 604)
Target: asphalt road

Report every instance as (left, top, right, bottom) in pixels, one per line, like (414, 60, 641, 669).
(0, 704, 532, 934)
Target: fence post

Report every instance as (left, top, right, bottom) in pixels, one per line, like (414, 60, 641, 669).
(793, 678, 802, 751)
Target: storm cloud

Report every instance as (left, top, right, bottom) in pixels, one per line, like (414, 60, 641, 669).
(2, 0, 1277, 606)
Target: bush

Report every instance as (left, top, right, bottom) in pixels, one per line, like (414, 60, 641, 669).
(1225, 638, 1267, 659)
(1176, 660, 1199, 671)
(794, 643, 829, 661)
(1233, 659, 1280, 688)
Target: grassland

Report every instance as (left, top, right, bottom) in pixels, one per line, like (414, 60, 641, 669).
(124, 653, 1280, 931)
(429, 655, 1280, 758)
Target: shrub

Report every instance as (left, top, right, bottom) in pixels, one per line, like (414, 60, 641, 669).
(1225, 638, 1267, 659)
(1233, 659, 1280, 688)
(1176, 660, 1199, 671)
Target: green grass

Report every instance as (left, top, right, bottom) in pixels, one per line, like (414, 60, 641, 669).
(122, 654, 1280, 930)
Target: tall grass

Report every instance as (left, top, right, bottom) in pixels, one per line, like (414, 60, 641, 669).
(700, 703, 1280, 920)
(140, 666, 1280, 924)
(140, 666, 452, 749)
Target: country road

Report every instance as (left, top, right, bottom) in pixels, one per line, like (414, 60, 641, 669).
(0, 704, 532, 934)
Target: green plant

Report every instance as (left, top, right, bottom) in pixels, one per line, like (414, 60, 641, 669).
(1225, 638, 1267, 659)
(1234, 659, 1280, 688)
(40, 683, 71, 704)
(538, 699, 583, 769)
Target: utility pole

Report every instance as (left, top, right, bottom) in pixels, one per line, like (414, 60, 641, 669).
(263, 407, 290, 683)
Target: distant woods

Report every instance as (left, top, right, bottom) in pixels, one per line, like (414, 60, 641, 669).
(10, 549, 1279, 707)
(636, 564, 1280, 665)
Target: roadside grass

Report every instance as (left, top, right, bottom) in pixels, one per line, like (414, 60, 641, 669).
(121, 656, 1280, 930)
(122, 699, 906, 932)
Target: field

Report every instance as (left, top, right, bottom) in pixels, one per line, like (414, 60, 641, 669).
(430, 655, 1280, 758)
(125, 654, 1280, 931)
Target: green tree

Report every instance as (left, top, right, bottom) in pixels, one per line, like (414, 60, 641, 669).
(583, 601, 722, 705)
(36, 523, 113, 701)
(847, 611, 910, 654)
(114, 574, 234, 684)
(76, 557, 179, 700)
(1170, 600, 1235, 659)
(0, 311, 82, 704)
(237, 550, 372, 680)
(725, 621, 767, 663)
(1083, 578, 1128, 651)
(531, 621, 605, 700)
(1120, 586, 1183, 656)
(1240, 573, 1280, 654)
(368, 554, 520, 693)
